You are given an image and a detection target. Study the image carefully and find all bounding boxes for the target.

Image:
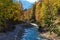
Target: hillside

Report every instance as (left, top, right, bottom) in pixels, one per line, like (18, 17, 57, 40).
(0, 0, 60, 40)
(22, 0, 60, 38)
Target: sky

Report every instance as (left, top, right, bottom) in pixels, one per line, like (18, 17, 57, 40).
(24, 0, 38, 3)
(14, 0, 38, 9)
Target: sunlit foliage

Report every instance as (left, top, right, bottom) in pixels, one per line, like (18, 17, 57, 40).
(23, 0, 60, 35)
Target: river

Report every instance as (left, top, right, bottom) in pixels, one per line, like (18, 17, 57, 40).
(0, 23, 46, 40)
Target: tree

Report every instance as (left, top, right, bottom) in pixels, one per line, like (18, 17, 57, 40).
(0, 0, 23, 31)
(31, 3, 36, 23)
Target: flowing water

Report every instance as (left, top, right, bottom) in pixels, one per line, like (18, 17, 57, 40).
(0, 24, 46, 40)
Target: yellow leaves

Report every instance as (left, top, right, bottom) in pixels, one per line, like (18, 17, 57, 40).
(36, 2, 41, 8)
(58, 0, 60, 7)
(14, 17, 18, 21)
(0, 2, 4, 6)
(7, 14, 13, 19)
(49, 0, 60, 7)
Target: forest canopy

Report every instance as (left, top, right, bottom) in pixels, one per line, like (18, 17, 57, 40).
(0, 0, 60, 36)
(0, 0, 23, 31)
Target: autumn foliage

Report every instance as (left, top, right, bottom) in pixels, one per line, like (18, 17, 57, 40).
(23, 0, 60, 35)
(0, 0, 60, 35)
(0, 0, 23, 31)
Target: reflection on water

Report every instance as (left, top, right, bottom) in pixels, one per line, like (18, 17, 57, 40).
(0, 24, 46, 40)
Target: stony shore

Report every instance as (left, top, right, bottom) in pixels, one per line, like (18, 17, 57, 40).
(40, 32, 60, 40)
